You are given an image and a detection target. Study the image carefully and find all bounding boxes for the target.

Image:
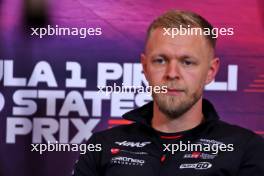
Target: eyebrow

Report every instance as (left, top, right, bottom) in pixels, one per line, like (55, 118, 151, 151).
(179, 55, 198, 60)
(152, 54, 168, 58)
(151, 53, 199, 61)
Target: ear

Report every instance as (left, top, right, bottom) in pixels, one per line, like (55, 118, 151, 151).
(205, 57, 220, 85)
(140, 53, 149, 80)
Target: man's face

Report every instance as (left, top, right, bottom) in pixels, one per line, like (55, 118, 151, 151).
(141, 28, 219, 118)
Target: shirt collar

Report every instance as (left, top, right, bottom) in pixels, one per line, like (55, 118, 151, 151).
(122, 98, 220, 129)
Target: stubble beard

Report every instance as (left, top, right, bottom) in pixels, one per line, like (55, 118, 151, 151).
(153, 87, 202, 119)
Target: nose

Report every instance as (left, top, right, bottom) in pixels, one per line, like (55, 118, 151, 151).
(165, 60, 181, 80)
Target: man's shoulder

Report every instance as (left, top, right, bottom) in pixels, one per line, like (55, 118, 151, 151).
(216, 120, 263, 142)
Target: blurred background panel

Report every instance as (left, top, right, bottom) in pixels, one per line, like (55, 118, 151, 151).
(0, 0, 263, 176)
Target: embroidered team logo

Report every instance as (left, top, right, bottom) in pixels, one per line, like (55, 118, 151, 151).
(115, 141, 151, 148)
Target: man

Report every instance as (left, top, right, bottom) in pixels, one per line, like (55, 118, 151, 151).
(73, 10, 264, 176)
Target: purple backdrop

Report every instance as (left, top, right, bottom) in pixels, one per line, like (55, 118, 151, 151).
(0, 0, 263, 176)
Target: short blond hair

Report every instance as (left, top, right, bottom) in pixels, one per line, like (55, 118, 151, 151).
(147, 10, 216, 48)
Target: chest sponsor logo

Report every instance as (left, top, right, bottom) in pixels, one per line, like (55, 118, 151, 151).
(183, 152, 217, 159)
(111, 156, 145, 166)
(115, 141, 151, 148)
(179, 162, 212, 170)
(111, 148, 148, 155)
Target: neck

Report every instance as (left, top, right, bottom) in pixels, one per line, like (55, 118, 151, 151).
(152, 98, 204, 133)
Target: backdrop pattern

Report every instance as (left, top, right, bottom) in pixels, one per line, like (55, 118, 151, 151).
(0, 0, 263, 176)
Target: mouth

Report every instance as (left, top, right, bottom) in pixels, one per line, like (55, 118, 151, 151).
(166, 88, 185, 96)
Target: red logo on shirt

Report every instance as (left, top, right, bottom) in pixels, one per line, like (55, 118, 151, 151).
(191, 152, 201, 158)
(111, 148, 120, 155)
